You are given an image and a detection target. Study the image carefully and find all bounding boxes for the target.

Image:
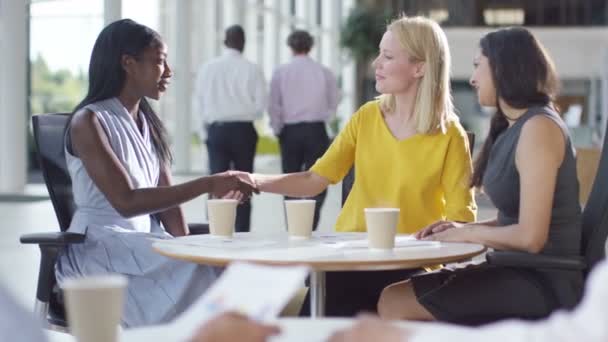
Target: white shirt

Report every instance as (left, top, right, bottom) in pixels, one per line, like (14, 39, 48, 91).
(411, 259, 608, 342)
(193, 48, 267, 125)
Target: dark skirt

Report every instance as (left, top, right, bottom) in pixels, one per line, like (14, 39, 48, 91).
(412, 264, 582, 326)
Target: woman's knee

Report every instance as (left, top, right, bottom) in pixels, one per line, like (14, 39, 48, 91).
(378, 280, 434, 321)
(377, 281, 409, 319)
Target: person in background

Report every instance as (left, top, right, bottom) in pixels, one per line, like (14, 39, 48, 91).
(56, 19, 257, 327)
(236, 16, 476, 316)
(377, 27, 583, 325)
(329, 258, 608, 342)
(268, 29, 340, 229)
(193, 25, 267, 232)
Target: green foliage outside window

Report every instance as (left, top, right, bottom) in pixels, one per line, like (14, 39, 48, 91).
(29, 54, 88, 169)
(30, 54, 87, 115)
(340, 8, 389, 63)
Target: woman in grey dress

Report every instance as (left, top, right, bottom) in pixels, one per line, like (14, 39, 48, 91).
(377, 27, 583, 324)
(55, 19, 257, 327)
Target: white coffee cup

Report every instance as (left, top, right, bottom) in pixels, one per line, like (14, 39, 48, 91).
(208, 199, 239, 237)
(364, 208, 400, 250)
(285, 199, 316, 239)
(63, 275, 127, 342)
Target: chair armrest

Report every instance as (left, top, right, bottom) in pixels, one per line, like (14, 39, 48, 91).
(188, 223, 210, 235)
(20, 232, 84, 305)
(486, 251, 586, 271)
(20, 232, 85, 246)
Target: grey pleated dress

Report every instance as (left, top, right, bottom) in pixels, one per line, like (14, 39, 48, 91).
(55, 97, 218, 327)
(411, 106, 583, 325)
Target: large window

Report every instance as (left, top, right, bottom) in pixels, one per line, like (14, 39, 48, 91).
(28, 0, 103, 170)
(122, 0, 159, 30)
(29, 0, 103, 116)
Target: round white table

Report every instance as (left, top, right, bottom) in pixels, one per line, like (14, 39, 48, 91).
(152, 232, 486, 318)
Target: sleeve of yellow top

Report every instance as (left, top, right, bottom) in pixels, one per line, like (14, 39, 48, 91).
(441, 125, 477, 222)
(309, 107, 361, 184)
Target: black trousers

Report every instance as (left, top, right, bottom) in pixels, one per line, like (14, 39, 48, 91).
(299, 269, 418, 317)
(279, 122, 329, 229)
(206, 121, 258, 232)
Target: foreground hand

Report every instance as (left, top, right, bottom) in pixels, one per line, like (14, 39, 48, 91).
(190, 312, 280, 342)
(209, 171, 259, 200)
(415, 221, 464, 240)
(327, 316, 409, 342)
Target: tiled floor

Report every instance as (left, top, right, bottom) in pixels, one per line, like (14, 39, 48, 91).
(0, 155, 497, 312)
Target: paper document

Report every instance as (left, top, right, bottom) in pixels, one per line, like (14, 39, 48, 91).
(150, 235, 277, 250)
(170, 262, 309, 338)
(322, 235, 440, 249)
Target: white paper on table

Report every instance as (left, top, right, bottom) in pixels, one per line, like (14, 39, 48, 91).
(322, 235, 440, 249)
(149, 235, 277, 250)
(249, 246, 344, 261)
(169, 262, 309, 339)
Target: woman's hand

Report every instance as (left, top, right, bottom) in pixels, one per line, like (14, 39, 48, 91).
(420, 223, 472, 243)
(209, 171, 259, 201)
(415, 221, 464, 239)
(230, 171, 259, 188)
(190, 312, 280, 342)
(327, 316, 409, 342)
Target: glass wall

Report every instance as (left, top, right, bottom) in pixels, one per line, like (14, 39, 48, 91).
(29, 0, 103, 116)
(28, 0, 103, 169)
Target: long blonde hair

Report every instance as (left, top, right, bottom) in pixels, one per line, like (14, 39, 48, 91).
(378, 16, 456, 134)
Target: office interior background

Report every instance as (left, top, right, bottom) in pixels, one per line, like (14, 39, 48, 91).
(1, 0, 608, 314)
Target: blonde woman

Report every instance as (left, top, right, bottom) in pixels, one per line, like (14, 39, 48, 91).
(237, 16, 477, 315)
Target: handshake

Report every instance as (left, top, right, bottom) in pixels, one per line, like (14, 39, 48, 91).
(208, 171, 260, 201)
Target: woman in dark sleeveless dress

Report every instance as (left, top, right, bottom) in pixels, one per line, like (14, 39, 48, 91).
(376, 27, 583, 325)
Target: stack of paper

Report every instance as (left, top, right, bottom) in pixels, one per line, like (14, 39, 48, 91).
(168, 262, 309, 340)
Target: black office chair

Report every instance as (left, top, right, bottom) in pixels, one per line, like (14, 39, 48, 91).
(342, 132, 476, 205)
(20, 113, 209, 331)
(486, 121, 608, 280)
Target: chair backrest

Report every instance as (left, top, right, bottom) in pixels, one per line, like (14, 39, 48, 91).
(341, 131, 476, 206)
(32, 113, 75, 231)
(581, 121, 608, 270)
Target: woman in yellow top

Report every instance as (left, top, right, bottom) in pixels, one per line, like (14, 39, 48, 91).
(237, 15, 477, 315)
(243, 16, 476, 232)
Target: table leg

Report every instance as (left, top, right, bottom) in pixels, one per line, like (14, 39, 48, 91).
(310, 270, 326, 317)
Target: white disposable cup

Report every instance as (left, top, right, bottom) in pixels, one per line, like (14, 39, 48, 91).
(285, 199, 316, 239)
(364, 208, 400, 250)
(63, 275, 127, 342)
(207, 199, 239, 237)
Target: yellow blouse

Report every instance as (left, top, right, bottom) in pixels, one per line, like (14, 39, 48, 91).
(310, 101, 477, 233)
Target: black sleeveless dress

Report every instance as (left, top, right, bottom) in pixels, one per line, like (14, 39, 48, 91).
(411, 106, 583, 325)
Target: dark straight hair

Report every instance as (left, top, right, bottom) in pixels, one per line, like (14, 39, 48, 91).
(471, 27, 559, 188)
(69, 19, 172, 165)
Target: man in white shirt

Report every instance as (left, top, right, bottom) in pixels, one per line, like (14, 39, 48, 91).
(328, 258, 608, 342)
(193, 25, 267, 232)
